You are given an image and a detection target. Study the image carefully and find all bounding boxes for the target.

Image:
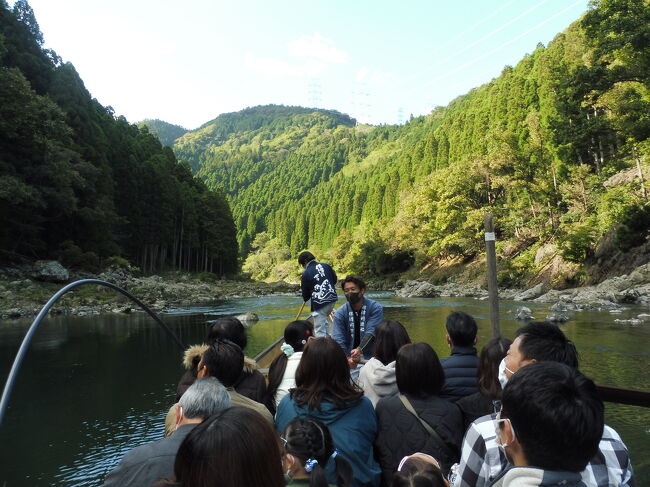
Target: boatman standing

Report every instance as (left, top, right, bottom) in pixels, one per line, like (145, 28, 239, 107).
(298, 251, 338, 337)
(332, 275, 384, 369)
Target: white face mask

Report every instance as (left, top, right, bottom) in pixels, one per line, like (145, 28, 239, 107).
(498, 358, 509, 389)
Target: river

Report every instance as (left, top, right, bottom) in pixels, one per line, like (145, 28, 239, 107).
(0, 292, 648, 486)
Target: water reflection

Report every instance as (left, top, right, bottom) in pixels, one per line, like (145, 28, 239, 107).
(0, 292, 648, 486)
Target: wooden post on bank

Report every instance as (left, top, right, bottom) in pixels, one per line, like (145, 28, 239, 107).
(484, 214, 500, 338)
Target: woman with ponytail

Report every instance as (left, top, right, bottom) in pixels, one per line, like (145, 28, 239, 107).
(282, 417, 353, 487)
(264, 320, 314, 414)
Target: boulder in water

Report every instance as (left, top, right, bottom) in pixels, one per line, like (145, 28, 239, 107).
(513, 306, 534, 321)
(513, 283, 545, 301)
(395, 280, 439, 298)
(235, 312, 259, 323)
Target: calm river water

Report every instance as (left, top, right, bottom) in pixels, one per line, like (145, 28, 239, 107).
(0, 292, 648, 486)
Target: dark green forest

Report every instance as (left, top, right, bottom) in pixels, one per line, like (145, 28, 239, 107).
(172, 0, 649, 284)
(138, 119, 187, 148)
(0, 0, 238, 275)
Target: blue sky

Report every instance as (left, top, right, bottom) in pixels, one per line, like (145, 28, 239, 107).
(21, 0, 590, 129)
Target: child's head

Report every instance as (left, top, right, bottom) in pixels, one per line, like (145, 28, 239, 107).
(391, 453, 449, 487)
(282, 416, 353, 487)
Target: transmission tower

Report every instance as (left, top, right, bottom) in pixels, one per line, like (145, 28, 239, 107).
(308, 78, 322, 108)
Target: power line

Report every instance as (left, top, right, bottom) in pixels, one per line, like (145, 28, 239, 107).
(400, 0, 553, 86)
(409, 0, 584, 94)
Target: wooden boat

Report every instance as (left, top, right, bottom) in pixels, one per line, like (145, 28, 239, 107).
(255, 336, 284, 373)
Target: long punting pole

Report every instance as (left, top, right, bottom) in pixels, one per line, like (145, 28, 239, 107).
(0, 279, 187, 427)
(484, 213, 500, 338)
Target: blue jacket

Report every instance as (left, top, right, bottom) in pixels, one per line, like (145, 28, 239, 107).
(332, 297, 383, 359)
(276, 396, 381, 487)
(440, 346, 479, 402)
(301, 261, 338, 310)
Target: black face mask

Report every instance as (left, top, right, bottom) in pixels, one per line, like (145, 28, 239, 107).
(346, 292, 362, 305)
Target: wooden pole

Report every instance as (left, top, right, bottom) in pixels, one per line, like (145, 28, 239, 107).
(635, 150, 647, 200)
(484, 213, 500, 338)
(295, 301, 306, 321)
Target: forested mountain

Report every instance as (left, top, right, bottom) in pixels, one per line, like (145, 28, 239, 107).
(175, 0, 649, 284)
(0, 1, 238, 275)
(138, 119, 187, 147)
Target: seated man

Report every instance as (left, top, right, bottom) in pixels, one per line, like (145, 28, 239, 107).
(440, 311, 479, 402)
(103, 377, 230, 487)
(197, 338, 275, 424)
(491, 361, 604, 486)
(332, 275, 383, 368)
(451, 322, 635, 487)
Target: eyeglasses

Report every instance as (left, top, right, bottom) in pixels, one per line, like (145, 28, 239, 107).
(397, 453, 441, 472)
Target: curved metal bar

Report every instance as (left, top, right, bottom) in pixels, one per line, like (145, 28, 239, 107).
(0, 279, 187, 426)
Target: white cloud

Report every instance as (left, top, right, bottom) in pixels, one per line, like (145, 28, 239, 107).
(288, 33, 349, 64)
(244, 52, 326, 80)
(245, 33, 348, 80)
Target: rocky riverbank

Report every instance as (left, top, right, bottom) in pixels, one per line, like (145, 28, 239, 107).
(0, 262, 299, 320)
(3, 260, 649, 321)
(396, 262, 650, 322)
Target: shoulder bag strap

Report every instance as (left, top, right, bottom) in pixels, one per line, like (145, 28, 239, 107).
(399, 394, 456, 459)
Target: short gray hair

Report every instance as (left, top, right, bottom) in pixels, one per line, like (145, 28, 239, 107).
(179, 377, 231, 420)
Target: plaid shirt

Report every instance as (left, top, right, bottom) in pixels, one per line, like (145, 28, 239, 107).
(451, 414, 635, 487)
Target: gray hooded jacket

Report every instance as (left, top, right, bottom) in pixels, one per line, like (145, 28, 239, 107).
(357, 357, 398, 407)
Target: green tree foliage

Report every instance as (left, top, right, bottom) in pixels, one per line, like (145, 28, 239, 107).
(176, 0, 650, 279)
(0, 2, 238, 274)
(139, 119, 187, 147)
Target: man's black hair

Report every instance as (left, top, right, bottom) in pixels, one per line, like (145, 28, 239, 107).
(501, 361, 603, 472)
(341, 275, 366, 291)
(206, 317, 247, 350)
(201, 339, 244, 387)
(445, 311, 477, 347)
(297, 251, 316, 267)
(515, 322, 579, 368)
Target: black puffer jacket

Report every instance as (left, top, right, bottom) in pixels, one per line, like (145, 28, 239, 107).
(439, 346, 479, 402)
(233, 357, 267, 404)
(374, 394, 463, 486)
(456, 391, 499, 431)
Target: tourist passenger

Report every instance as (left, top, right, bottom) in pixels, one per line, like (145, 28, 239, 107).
(206, 316, 267, 401)
(264, 319, 314, 414)
(196, 338, 274, 424)
(332, 275, 384, 368)
(452, 322, 635, 487)
(275, 337, 381, 487)
(299, 251, 338, 338)
(439, 311, 479, 402)
(456, 337, 511, 430)
(102, 377, 230, 487)
(281, 416, 354, 486)
(375, 343, 463, 486)
(174, 344, 207, 402)
(357, 320, 411, 407)
(391, 454, 450, 487)
(490, 361, 604, 486)
(152, 407, 285, 487)
(175, 316, 266, 403)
